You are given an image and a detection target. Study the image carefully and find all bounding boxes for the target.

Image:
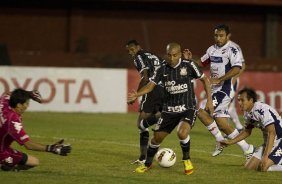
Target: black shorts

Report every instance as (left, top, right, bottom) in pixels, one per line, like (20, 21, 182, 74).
(154, 109, 197, 134)
(139, 85, 163, 113)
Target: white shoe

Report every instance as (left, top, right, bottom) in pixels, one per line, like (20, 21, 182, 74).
(212, 142, 225, 157)
(131, 159, 146, 165)
(244, 144, 255, 161)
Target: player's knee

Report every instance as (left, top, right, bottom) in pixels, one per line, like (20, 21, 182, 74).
(26, 155, 40, 167)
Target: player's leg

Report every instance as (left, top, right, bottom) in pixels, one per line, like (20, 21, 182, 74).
(177, 115, 194, 175)
(213, 91, 254, 159)
(228, 100, 243, 130)
(215, 117, 254, 159)
(266, 139, 282, 171)
(1, 150, 37, 171)
(134, 131, 169, 173)
(197, 108, 225, 142)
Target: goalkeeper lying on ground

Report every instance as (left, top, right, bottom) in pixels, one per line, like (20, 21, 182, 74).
(0, 88, 72, 171)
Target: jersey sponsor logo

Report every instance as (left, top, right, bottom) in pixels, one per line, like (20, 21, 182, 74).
(168, 105, 187, 112)
(165, 81, 188, 94)
(12, 121, 22, 134)
(273, 147, 282, 157)
(210, 56, 223, 63)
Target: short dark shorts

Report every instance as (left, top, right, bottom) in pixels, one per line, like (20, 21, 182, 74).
(0, 148, 28, 166)
(154, 109, 197, 133)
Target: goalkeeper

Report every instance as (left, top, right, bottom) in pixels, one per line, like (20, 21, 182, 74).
(0, 88, 72, 171)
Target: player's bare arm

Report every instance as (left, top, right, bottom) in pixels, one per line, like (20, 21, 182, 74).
(137, 69, 149, 91)
(24, 140, 48, 151)
(220, 128, 252, 146)
(200, 74, 214, 115)
(128, 81, 156, 103)
(232, 62, 246, 85)
(261, 124, 276, 171)
(210, 66, 240, 85)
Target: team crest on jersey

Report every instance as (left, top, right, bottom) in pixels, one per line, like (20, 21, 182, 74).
(180, 67, 187, 76)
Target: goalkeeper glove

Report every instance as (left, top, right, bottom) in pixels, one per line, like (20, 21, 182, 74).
(46, 139, 72, 156)
(29, 90, 42, 103)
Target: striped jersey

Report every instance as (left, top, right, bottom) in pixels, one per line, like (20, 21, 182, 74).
(201, 40, 244, 97)
(133, 49, 162, 79)
(150, 58, 204, 113)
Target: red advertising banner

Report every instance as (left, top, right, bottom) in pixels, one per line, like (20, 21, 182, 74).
(128, 69, 282, 114)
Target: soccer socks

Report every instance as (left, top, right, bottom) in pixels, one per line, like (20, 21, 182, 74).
(180, 135, 191, 160)
(139, 115, 159, 129)
(206, 121, 225, 142)
(267, 165, 282, 171)
(145, 143, 160, 167)
(227, 129, 249, 152)
(139, 130, 149, 160)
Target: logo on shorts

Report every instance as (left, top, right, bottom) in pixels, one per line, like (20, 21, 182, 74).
(273, 147, 282, 157)
(4, 157, 13, 164)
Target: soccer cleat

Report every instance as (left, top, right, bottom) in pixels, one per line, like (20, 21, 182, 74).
(131, 159, 145, 165)
(183, 160, 194, 175)
(212, 142, 225, 157)
(134, 164, 151, 173)
(244, 144, 255, 161)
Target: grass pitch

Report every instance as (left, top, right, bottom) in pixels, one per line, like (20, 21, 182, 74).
(1, 112, 281, 184)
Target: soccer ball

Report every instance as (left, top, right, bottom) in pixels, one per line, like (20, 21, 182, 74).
(155, 148, 176, 168)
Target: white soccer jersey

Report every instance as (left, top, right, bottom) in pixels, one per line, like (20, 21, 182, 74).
(201, 40, 244, 97)
(244, 102, 282, 140)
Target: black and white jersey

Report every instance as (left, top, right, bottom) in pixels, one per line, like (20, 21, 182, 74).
(150, 58, 204, 113)
(133, 50, 163, 78)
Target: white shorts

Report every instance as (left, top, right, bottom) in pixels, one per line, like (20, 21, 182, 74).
(199, 90, 231, 118)
(253, 138, 282, 165)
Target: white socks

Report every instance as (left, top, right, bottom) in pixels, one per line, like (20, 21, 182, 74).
(227, 129, 249, 153)
(206, 121, 224, 142)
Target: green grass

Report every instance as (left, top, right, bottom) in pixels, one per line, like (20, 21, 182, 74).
(1, 112, 281, 184)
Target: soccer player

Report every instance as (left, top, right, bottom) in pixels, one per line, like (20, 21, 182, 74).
(183, 24, 254, 158)
(0, 88, 71, 171)
(220, 87, 282, 172)
(128, 42, 215, 175)
(126, 40, 164, 164)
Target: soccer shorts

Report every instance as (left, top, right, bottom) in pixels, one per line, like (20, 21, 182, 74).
(139, 85, 163, 113)
(200, 90, 231, 118)
(253, 138, 282, 165)
(0, 148, 28, 166)
(154, 109, 197, 134)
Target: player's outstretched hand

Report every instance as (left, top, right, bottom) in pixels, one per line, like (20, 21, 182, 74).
(29, 90, 42, 103)
(46, 139, 72, 156)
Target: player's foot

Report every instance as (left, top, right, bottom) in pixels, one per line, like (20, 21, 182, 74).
(212, 142, 225, 157)
(131, 159, 145, 165)
(244, 144, 255, 161)
(134, 164, 151, 173)
(183, 159, 193, 175)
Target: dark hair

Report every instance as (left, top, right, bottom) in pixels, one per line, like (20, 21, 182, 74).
(9, 88, 31, 108)
(238, 87, 257, 102)
(126, 39, 139, 46)
(214, 24, 230, 35)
